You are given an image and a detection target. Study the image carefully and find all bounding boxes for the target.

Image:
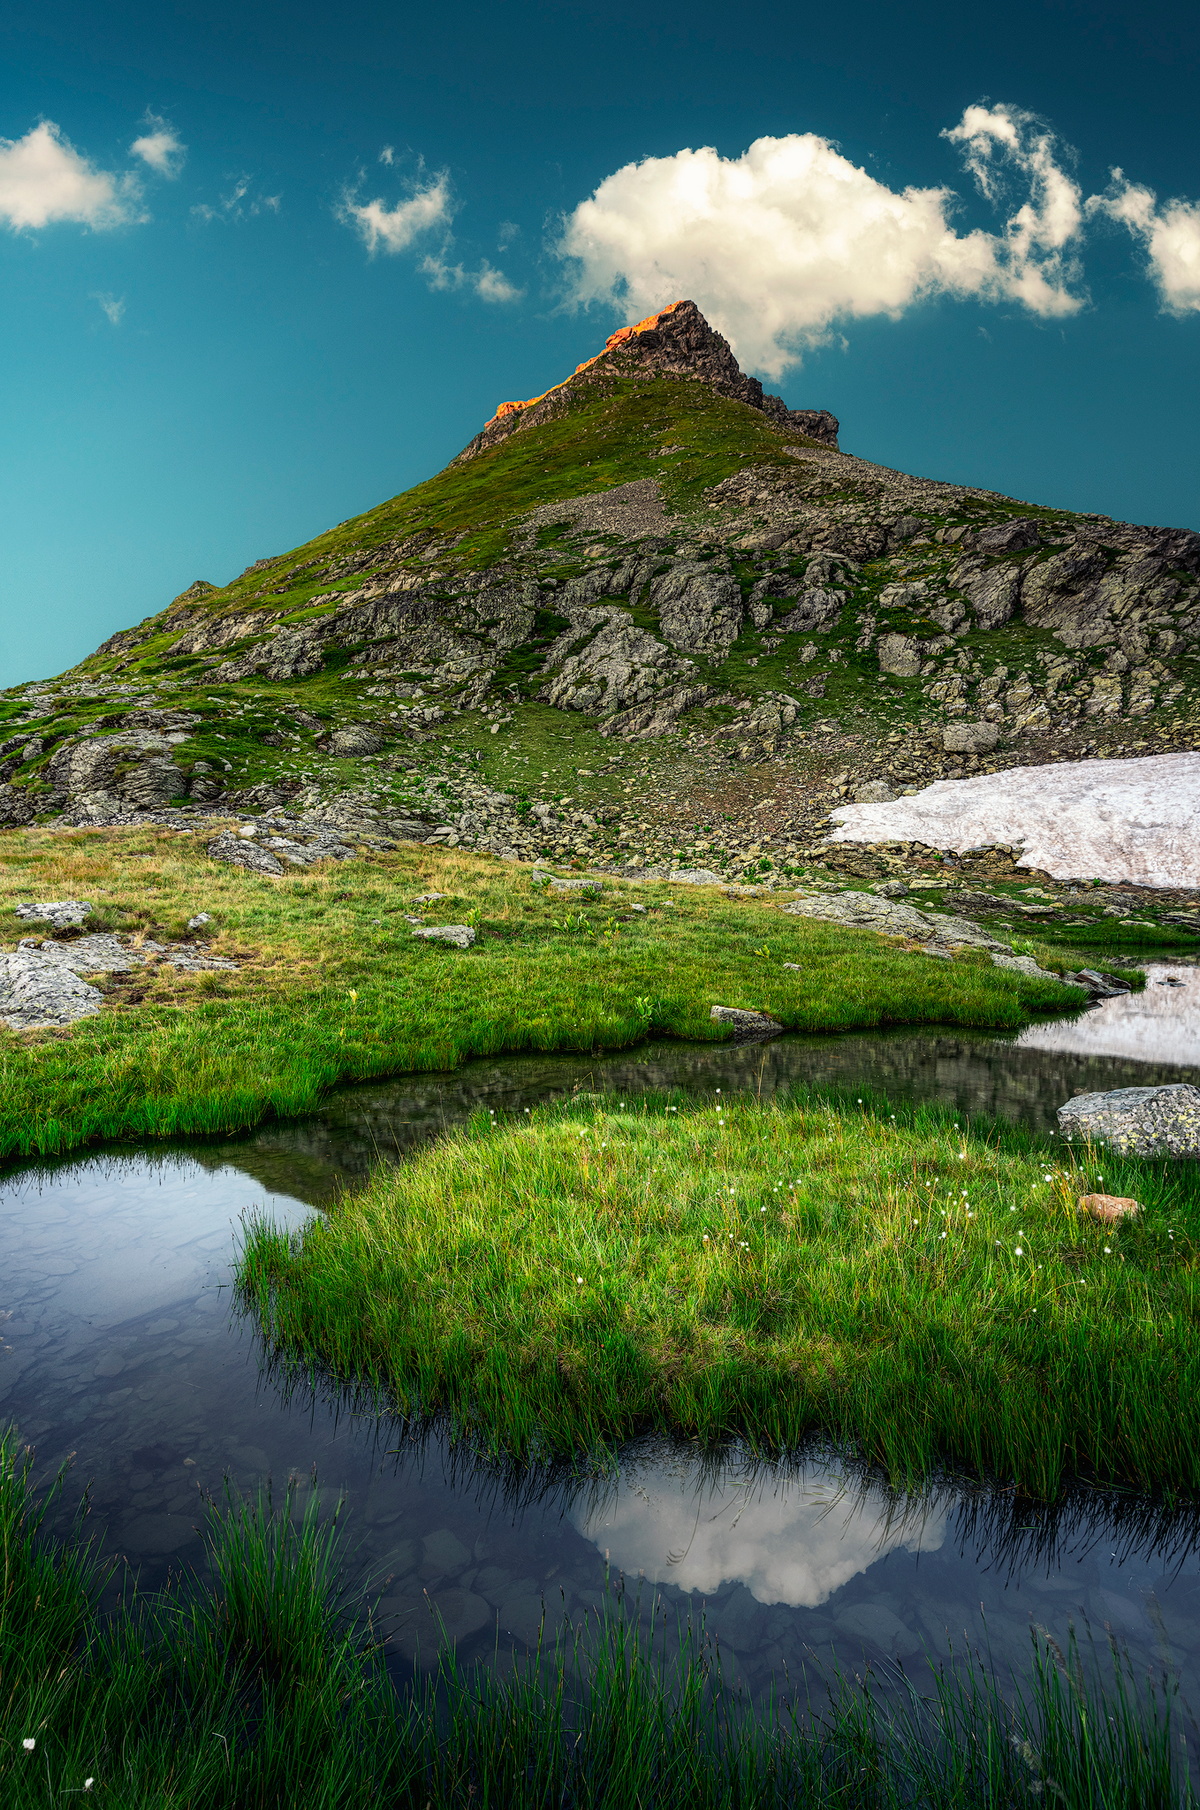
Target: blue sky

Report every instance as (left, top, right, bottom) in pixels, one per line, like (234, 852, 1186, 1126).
(1, 0, 1198, 686)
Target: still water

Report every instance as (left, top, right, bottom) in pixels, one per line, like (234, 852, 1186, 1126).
(3, 964, 1199, 1701)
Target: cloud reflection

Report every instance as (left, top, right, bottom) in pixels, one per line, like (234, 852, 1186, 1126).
(571, 1459, 948, 1607)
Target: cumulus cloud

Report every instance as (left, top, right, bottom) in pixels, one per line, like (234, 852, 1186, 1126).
(1089, 174, 1200, 314)
(559, 103, 1088, 377)
(341, 172, 453, 254)
(572, 1459, 946, 1607)
(0, 120, 142, 231)
(93, 292, 125, 325)
(129, 114, 185, 178)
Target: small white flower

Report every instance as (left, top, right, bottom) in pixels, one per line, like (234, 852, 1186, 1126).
(703, 1235, 710, 1242)
(1104, 1245, 1112, 1253)
(23, 1739, 35, 1752)
(1015, 1247, 1024, 1255)
(575, 1275, 584, 1283)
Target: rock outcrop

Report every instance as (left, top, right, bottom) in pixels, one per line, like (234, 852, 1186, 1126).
(455, 300, 839, 462)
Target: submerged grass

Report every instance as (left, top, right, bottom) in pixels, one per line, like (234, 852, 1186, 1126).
(0, 828, 1079, 1161)
(239, 1093, 1200, 1497)
(1, 1430, 1193, 1808)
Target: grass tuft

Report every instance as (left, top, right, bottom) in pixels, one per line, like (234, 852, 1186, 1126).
(239, 1092, 1200, 1495)
(1, 1428, 1194, 1807)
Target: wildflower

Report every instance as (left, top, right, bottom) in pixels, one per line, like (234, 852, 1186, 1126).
(575, 1275, 584, 1284)
(1104, 1245, 1112, 1254)
(23, 1739, 35, 1752)
(703, 1235, 710, 1242)
(1016, 1247, 1024, 1255)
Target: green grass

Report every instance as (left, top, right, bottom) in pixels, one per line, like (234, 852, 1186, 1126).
(0, 828, 1080, 1161)
(2, 1430, 1193, 1808)
(239, 1092, 1200, 1497)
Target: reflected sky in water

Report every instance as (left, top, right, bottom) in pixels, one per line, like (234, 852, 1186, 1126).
(4, 964, 1200, 1700)
(573, 1455, 948, 1607)
(1015, 964, 1200, 1065)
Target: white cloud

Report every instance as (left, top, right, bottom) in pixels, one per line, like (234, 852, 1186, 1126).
(130, 114, 185, 179)
(559, 103, 1087, 377)
(341, 173, 452, 255)
(379, 145, 395, 166)
(421, 253, 522, 303)
(1089, 174, 1200, 314)
(192, 176, 281, 223)
(93, 291, 125, 325)
(0, 120, 142, 231)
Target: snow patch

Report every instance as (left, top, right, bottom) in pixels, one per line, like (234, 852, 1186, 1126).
(828, 752, 1200, 889)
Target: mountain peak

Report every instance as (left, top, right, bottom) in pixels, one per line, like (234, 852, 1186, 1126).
(455, 299, 838, 462)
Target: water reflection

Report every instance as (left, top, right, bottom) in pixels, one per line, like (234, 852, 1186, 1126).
(1017, 963, 1200, 1064)
(4, 965, 1200, 1699)
(572, 1455, 948, 1606)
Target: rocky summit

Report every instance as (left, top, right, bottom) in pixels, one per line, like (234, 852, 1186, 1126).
(1, 299, 1198, 883)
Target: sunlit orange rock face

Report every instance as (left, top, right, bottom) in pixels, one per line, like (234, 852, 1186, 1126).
(454, 299, 838, 464)
(489, 302, 689, 426)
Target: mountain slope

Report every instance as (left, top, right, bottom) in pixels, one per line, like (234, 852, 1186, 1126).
(1, 300, 1198, 880)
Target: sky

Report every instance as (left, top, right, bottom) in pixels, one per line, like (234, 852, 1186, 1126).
(1, 0, 1198, 687)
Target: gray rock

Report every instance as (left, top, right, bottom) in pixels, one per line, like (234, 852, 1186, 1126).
(549, 877, 603, 892)
(1077, 968, 1131, 996)
(943, 721, 1000, 753)
(973, 518, 1042, 553)
(539, 608, 696, 719)
(329, 723, 386, 756)
(877, 634, 923, 678)
(15, 899, 93, 929)
(187, 912, 213, 930)
(874, 881, 909, 898)
(207, 833, 285, 876)
(853, 780, 897, 804)
(666, 868, 725, 885)
(649, 563, 744, 655)
(710, 1004, 784, 1042)
(1057, 1084, 1200, 1156)
(411, 924, 476, 948)
(0, 948, 104, 1028)
(0, 785, 37, 826)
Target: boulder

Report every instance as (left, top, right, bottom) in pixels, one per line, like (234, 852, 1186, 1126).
(15, 899, 93, 929)
(973, 518, 1042, 553)
(329, 724, 386, 757)
(207, 833, 285, 877)
(411, 925, 476, 948)
(1078, 1193, 1140, 1225)
(853, 780, 897, 804)
(710, 1004, 784, 1042)
(877, 634, 923, 678)
(548, 877, 602, 892)
(943, 722, 1000, 754)
(666, 868, 725, 886)
(0, 948, 104, 1028)
(1057, 1084, 1200, 1156)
